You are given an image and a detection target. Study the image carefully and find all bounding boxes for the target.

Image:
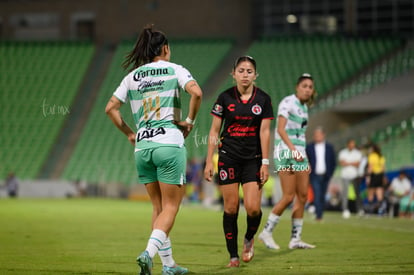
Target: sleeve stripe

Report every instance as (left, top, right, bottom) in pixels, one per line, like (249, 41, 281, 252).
(113, 94, 126, 103)
(211, 113, 222, 118)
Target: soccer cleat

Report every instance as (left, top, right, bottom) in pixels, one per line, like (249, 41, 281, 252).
(162, 265, 188, 275)
(137, 251, 153, 275)
(288, 239, 316, 249)
(342, 209, 351, 219)
(258, 231, 280, 250)
(226, 258, 240, 267)
(242, 238, 254, 262)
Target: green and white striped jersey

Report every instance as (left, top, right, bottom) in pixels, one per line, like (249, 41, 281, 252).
(113, 60, 194, 151)
(274, 94, 308, 159)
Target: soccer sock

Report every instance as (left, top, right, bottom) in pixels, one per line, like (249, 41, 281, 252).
(145, 229, 167, 258)
(291, 218, 303, 241)
(223, 212, 239, 259)
(158, 237, 176, 268)
(245, 211, 262, 241)
(263, 212, 280, 233)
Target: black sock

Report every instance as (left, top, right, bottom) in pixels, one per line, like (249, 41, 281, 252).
(245, 211, 262, 241)
(223, 212, 239, 259)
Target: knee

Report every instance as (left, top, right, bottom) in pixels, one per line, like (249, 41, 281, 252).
(296, 193, 308, 204)
(224, 206, 239, 215)
(281, 194, 295, 205)
(245, 206, 261, 217)
(163, 201, 181, 214)
(224, 201, 239, 214)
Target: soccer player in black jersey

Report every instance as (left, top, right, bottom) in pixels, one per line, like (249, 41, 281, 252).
(204, 56, 274, 268)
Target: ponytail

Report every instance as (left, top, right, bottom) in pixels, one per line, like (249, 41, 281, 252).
(122, 24, 168, 71)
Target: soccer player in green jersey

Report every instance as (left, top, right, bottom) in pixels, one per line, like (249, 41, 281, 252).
(105, 24, 202, 275)
(259, 73, 316, 250)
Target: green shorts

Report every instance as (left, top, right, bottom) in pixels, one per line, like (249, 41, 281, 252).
(274, 150, 310, 173)
(134, 146, 186, 185)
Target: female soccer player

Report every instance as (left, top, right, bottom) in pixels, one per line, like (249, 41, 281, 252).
(258, 73, 316, 250)
(105, 24, 202, 275)
(204, 56, 274, 268)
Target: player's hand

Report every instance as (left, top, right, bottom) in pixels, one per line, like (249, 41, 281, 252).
(307, 165, 312, 174)
(175, 120, 194, 138)
(291, 149, 304, 162)
(260, 164, 269, 184)
(127, 133, 136, 146)
(204, 162, 214, 182)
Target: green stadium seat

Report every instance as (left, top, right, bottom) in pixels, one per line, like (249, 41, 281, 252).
(0, 41, 95, 179)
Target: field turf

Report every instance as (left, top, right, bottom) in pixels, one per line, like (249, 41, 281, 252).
(0, 198, 413, 274)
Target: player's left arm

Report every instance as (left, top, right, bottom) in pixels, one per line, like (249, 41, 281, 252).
(259, 118, 272, 184)
(105, 96, 136, 146)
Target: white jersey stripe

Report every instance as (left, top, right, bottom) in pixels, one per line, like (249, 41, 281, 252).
(113, 60, 195, 150)
(274, 94, 308, 159)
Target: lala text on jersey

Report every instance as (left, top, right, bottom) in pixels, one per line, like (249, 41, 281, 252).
(136, 127, 166, 142)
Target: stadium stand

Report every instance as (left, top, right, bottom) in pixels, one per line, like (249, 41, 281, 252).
(316, 45, 414, 111)
(215, 36, 402, 111)
(368, 117, 414, 171)
(0, 41, 94, 179)
(313, 40, 414, 171)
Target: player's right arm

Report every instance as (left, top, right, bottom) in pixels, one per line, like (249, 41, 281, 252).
(105, 96, 136, 146)
(175, 80, 203, 138)
(204, 115, 222, 182)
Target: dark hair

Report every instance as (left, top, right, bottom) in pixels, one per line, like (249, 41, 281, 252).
(399, 170, 406, 176)
(347, 138, 355, 145)
(296, 73, 313, 85)
(233, 55, 257, 71)
(371, 143, 382, 156)
(122, 24, 168, 71)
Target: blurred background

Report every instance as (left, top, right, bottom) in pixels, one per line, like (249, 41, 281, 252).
(0, 0, 413, 206)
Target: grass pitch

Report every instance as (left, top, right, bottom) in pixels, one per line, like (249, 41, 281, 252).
(0, 198, 413, 274)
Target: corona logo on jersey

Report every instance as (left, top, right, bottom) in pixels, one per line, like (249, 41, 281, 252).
(133, 68, 169, 81)
(251, 104, 262, 115)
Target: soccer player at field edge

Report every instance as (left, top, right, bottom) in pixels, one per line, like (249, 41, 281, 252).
(105, 24, 202, 275)
(258, 73, 316, 250)
(204, 56, 274, 268)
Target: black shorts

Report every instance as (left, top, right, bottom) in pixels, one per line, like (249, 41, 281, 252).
(217, 153, 261, 185)
(369, 173, 384, 188)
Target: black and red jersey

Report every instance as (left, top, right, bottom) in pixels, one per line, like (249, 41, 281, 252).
(211, 86, 274, 160)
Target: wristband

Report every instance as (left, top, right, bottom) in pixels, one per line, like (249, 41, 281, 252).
(262, 158, 270, 165)
(185, 117, 195, 125)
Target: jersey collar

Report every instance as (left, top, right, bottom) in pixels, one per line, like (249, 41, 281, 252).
(234, 86, 257, 104)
